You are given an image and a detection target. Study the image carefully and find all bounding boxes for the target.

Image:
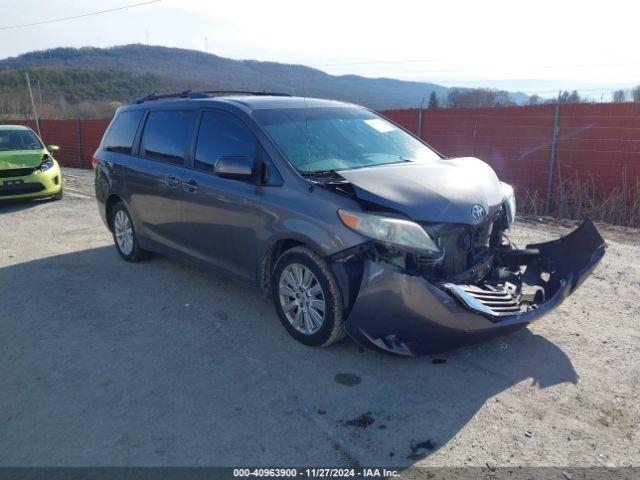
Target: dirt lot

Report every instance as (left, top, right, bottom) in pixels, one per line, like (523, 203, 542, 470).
(1, 168, 638, 469)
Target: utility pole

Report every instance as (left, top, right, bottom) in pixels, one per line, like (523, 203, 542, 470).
(25, 72, 41, 137)
(145, 29, 149, 45)
(205, 36, 208, 53)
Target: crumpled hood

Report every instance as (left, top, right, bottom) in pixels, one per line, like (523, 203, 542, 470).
(0, 150, 47, 169)
(337, 157, 505, 225)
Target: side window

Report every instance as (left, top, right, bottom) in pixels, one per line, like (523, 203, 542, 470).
(140, 110, 195, 165)
(195, 110, 256, 173)
(103, 110, 144, 154)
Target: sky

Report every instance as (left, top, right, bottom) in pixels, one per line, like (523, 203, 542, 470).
(1, 0, 638, 100)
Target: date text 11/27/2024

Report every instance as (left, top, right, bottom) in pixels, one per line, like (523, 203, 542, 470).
(232, 468, 399, 478)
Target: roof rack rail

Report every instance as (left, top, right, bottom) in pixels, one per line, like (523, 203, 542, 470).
(132, 90, 291, 104)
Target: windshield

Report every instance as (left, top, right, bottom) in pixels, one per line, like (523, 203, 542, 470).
(253, 107, 440, 173)
(0, 129, 43, 151)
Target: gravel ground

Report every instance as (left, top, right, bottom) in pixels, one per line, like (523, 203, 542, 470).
(0, 168, 638, 469)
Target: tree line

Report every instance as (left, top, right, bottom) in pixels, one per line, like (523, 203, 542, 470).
(425, 86, 640, 109)
(0, 68, 164, 119)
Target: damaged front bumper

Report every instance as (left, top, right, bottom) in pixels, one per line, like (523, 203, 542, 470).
(344, 219, 606, 356)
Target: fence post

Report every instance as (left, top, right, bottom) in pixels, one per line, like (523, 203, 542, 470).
(417, 96, 426, 139)
(76, 119, 83, 168)
(544, 100, 561, 215)
(472, 121, 477, 157)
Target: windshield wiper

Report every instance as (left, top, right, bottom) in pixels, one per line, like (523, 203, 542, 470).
(300, 169, 346, 186)
(300, 169, 339, 177)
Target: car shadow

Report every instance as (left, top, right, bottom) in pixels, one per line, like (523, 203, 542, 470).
(0, 196, 54, 213)
(0, 246, 577, 467)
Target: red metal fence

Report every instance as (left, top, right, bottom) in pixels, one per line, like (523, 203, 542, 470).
(381, 103, 640, 203)
(0, 118, 110, 169)
(3, 103, 639, 222)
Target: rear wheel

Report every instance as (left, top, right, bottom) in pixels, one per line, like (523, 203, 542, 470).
(272, 246, 345, 347)
(111, 202, 148, 262)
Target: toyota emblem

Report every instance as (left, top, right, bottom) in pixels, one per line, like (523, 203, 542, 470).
(471, 204, 486, 221)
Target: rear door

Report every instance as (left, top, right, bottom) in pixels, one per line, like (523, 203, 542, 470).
(179, 109, 262, 282)
(126, 109, 196, 251)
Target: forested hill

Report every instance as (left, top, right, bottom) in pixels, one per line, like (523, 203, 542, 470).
(0, 44, 527, 109)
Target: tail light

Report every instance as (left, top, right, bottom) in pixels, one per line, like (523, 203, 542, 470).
(91, 156, 99, 169)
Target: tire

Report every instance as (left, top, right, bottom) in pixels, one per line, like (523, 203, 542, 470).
(272, 246, 346, 347)
(52, 187, 63, 201)
(110, 202, 149, 262)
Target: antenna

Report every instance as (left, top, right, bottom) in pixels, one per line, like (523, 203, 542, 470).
(304, 96, 313, 191)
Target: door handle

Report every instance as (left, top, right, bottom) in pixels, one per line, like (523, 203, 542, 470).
(183, 178, 198, 193)
(161, 174, 179, 189)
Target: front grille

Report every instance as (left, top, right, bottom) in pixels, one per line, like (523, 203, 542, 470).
(0, 182, 45, 197)
(0, 167, 36, 178)
(445, 283, 525, 318)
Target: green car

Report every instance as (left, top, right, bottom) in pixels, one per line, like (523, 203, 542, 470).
(0, 125, 63, 201)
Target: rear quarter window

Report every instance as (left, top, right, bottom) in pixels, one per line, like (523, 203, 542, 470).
(103, 110, 144, 154)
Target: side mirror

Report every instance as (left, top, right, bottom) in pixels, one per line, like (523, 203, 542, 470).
(215, 156, 255, 180)
(48, 145, 60, 152)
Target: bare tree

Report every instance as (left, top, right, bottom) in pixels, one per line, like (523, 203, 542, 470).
(528, 94, 541, 105)
(558, 90, 581, 104)
(612, 90, 626, 103)
(446, 88, 514, 108)
(632, 85, 640, 102)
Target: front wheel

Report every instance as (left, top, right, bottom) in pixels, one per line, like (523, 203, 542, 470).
(272, 246, 346, 347)
(111, 202, 149, 262)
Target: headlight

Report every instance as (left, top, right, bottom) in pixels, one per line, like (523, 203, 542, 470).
(501, 181, 516, 225)
(338, 209, 440, 253)
(35, 156, 54, 174)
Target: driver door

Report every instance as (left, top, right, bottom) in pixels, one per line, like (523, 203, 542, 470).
(179, 109, 261, 282)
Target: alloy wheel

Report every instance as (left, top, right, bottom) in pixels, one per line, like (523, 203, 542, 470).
(114, 210, 134, 256)
(278, 263, 326, 335)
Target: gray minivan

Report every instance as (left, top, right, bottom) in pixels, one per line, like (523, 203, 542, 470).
(94, 91, 605, 356)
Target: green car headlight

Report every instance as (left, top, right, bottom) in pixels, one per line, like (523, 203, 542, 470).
(35, 156, 54, 174)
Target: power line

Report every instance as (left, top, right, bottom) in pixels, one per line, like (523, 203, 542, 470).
(0, 0, 162, 30)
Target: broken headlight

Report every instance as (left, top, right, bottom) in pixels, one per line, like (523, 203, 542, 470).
(35, 156, 55, 174)
(338, 209, 440, 254)
(501, 181, 516, 226)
